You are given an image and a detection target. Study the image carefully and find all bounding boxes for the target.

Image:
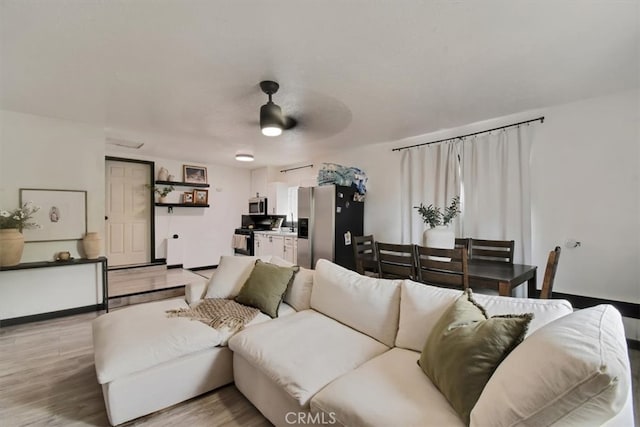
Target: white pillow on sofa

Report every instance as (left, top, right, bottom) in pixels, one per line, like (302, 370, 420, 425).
(205, 256, 258, 299)
(269, 256, 314, 311)
(470, 304, 631, 427)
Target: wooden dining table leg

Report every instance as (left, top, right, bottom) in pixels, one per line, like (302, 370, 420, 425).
(498, 281, 511, 297)
(527, 270, 537, 298)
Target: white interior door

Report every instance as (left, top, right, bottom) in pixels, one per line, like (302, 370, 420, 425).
(106, 160, 151, 266)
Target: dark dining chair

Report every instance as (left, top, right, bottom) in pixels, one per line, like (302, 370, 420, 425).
(414, 245, 469, 290)
(375, 242, 416, 280)
(539, 246, 561, 299)
(352, 235, 378, 276)
(469, 238, 515, 263)
(454, 238, 470, 255)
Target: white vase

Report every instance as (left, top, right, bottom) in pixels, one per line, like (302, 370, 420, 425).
(82, 232, 101, 259)
(423, 226, 455, 261)
(0, 229, 24, 267)
(157, 167, 169, 181)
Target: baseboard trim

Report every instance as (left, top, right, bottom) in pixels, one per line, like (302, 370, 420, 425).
(0, 305, 101, 327)
(108, 285, 185, 300)
(189, 265, 218, 271)
(167, 264, 183, 269)
(549, 292, 639, 319)
(108, 261, 166, 271)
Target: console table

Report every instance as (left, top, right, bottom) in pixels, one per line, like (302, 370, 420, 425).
(0, 257, 108, 326)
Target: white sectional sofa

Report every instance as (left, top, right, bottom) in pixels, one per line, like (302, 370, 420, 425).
(93, 256, 634, 426)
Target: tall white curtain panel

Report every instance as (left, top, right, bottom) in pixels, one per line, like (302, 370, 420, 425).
(400, 141, 461, 244)
(460, 125, 533, 266)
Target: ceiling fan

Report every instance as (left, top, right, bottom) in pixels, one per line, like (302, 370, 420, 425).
(259, 80, 297, 136)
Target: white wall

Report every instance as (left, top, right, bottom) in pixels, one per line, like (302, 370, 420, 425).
(0, 109, 251, 270)
(276, 89, 639, 337)
(0, 110, 105, 261)
(105, 150, 251, 268)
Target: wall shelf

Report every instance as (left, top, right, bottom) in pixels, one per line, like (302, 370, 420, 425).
(155, 180, 209, 188)
(155, 203, 210, 208)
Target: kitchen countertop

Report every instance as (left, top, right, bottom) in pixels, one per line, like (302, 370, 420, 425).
(252, 230, 298, 237)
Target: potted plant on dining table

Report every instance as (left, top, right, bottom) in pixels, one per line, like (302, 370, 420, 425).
(414, 196, 461, 249)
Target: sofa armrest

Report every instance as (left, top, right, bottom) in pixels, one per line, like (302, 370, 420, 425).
(185, 280, 208, 305)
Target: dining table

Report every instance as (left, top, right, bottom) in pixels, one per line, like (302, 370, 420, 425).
(467, 259, 537, 297)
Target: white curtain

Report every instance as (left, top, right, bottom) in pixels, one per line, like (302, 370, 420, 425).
(400, 141, 461, 244)
(460, 125, 533, 265)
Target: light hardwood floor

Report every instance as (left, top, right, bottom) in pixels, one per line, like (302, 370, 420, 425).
(0, 310, 271, 427)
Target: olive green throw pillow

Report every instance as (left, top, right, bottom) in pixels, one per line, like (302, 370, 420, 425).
(235, 260, 299, 318)
(418, 289, 533, 425)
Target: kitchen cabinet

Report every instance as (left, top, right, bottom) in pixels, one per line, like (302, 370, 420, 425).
(254, 232, 296, 262)
(266, 182, 289, 215)
(250, 168, 268, 199)
(254, 233, 267, 257)
(283, 236, 297, 264)
(254, 233, 283, 258)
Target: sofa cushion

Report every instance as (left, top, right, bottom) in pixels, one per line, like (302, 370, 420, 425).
(228, 309, 389, 406)
(470, 305, 631, 427)
(311, 259, 401, 347)
(215, 302, 296, 346)
(419, 289, 532, 425)
(92, 298, 222, 384)
(311, 348, 464, 427)
(396, 279, 573, 352)
(269, 256, 314, 311)
(204, 256, 258, 299)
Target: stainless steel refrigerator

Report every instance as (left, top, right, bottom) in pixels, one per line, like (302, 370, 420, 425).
(297, 185, 364, 270)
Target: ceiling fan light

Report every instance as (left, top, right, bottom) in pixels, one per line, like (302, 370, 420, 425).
(260, 101, 283, 137)
(235, 153, 254, 162)
(261, 126, 282, 137)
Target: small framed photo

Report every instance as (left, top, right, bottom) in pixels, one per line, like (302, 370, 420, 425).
(183, 192, 194, 204)
(193, 189, 209, 205)
(183, 165, 207, 184)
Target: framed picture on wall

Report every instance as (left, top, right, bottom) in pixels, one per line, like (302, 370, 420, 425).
(193, 189, 208, 205)
(183, 165, 207, 184)
(19, 189, 87, 242)
(183, 192, 194, 204)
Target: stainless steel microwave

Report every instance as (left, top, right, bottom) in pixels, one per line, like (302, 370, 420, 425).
(249, 197, 267, 215)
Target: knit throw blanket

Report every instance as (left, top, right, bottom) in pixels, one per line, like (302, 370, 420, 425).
(166, 298, 260, 333)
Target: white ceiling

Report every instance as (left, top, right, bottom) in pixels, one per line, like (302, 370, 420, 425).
(1, 1, 638, 168)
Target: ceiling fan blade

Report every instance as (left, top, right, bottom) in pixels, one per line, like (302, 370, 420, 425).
(283, 116, 297, 130)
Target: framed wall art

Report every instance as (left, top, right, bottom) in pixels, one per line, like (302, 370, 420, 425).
(183, 165, 207, 184)
(19, 189, 87, 242)
(193, 189, 209, 205)
(183, 192, 194, 204)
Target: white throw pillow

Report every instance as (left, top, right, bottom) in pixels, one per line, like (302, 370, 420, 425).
(270, 256, 314, 311)
(204, 256, 257, 299)
(470, 305, 631, 427)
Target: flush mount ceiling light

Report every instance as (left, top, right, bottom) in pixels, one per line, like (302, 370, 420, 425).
(259, 80, 297, 137)
(235, 153, 254, 162)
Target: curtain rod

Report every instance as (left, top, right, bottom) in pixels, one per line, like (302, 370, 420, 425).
(392, 116, 545, 152)
(280, 164, 313, 173)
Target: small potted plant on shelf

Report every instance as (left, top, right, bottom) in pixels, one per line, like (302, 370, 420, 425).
(414, 196, 461, 249)
(146, 184, 174, 203)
